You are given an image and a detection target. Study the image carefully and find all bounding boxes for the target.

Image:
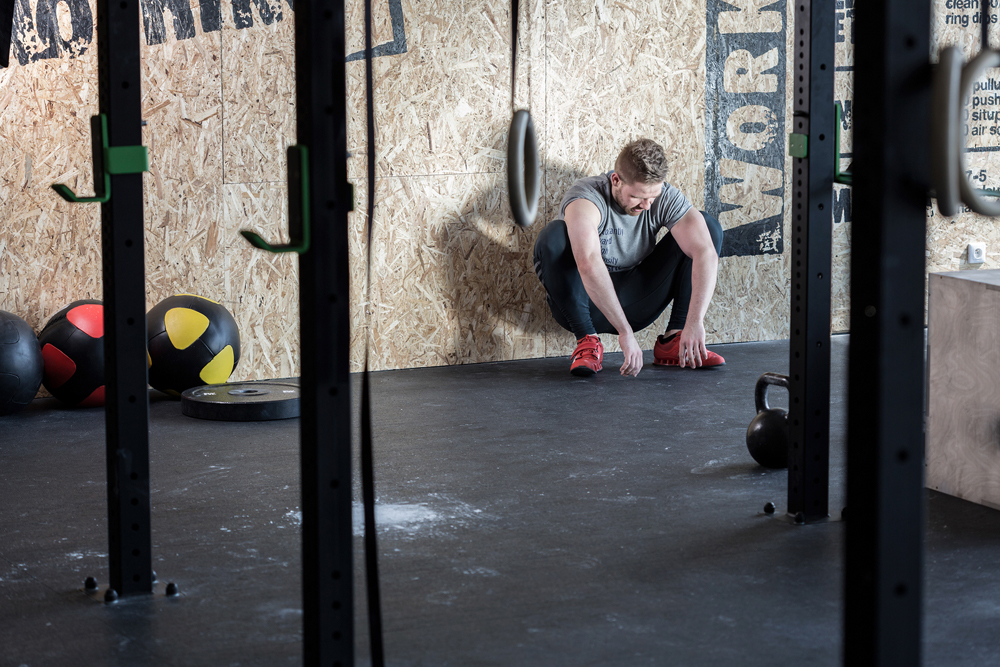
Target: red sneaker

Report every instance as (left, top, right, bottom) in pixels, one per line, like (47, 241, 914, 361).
(570, 335, 603, 376)
(653, 333, 725, 368)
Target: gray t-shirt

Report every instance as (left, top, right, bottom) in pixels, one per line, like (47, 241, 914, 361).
(559, 172, 693, 272)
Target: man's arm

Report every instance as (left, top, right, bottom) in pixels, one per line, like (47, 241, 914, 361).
(564, 199, 644, 377)
(667, 208, 719, 367)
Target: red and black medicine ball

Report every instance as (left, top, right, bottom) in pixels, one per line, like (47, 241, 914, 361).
(38, 300, 106, 407)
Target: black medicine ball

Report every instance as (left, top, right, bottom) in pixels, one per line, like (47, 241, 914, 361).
(147, 294, 241, 395)
(38, 300, 106, 407)
(0, 310, 45, 415)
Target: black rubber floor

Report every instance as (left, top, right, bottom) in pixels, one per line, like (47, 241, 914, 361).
(2, 335, 999, 666)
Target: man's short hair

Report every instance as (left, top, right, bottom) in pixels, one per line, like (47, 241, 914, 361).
(614, 139, 668, 185)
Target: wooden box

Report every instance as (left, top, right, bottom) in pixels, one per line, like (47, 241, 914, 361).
(927, 269, 1000, 510)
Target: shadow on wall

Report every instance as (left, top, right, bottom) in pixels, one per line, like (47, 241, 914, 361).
(422, 163, 589, 355)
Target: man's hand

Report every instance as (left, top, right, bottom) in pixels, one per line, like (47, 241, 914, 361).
(619, 330, 643, 377)
(678, 321, 708, 368)
(669, 210, 719, 369)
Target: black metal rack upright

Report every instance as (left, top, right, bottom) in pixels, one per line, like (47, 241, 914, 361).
(788, 0, 835, 523)
(97, 0, 154, 598)
(83, 0, 355, 651)
(844, 1, 930, 664)
(1, 0, 14, 68)
(294, 0, 354, 663)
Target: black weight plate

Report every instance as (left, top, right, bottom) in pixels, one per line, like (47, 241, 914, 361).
(181, 381, 300, 421)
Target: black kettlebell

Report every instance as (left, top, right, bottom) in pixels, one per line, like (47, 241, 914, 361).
(746, 372, 790, 469)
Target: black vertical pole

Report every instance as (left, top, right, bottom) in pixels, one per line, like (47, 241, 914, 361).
(97, 0, 153, 597)
(788, 0, 834, 523)
(844, 0, 929, 663)
(1, 0, 14, 68)
(297, 0, 353, 663)
(360, 0, 385, 661)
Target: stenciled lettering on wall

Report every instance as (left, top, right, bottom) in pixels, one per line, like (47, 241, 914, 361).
(704, 0, 786, 258)
(6, 0, 406, 66)
(834, 96, 852, 224)
(835, 0, 854, 43)
(10, 0, 93, 64)
(834, 0, 854, 225)
(346, 0, 405, 62)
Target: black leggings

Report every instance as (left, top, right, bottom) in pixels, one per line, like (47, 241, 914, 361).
(532, 212, 724, 340)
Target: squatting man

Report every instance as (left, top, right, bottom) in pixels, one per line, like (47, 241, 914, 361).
(532, 138, 726, 377)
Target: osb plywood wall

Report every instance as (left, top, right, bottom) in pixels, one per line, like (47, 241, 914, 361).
(831, 2, 1000, 333)
(1, 0, 300, 381)
(930, 3, 1000, 284)
(4, 0, 934, 380)
(347, 0, 813, 368)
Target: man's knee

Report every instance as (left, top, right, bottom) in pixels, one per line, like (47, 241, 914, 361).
(701, 210, 724, 257)
(533, 219, 571, 267)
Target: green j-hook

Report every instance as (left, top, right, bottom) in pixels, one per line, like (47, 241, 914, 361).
(240, 145, 312, 254)
(51, 114, 149, 203)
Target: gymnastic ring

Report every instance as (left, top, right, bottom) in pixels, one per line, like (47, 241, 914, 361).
(930, 47, 962, 217)
(958, 48, 1000, 216)
(507, 109, 540, 228)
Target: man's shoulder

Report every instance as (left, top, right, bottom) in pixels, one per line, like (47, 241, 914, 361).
(560, 173, 612, 217)
(649, 181, 694, 228)
(568, 173, 612, 197)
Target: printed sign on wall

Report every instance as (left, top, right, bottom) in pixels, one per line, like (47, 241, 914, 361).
(704, 0, 787, 258)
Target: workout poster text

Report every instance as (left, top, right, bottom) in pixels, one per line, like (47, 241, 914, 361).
(4, 0, 405, 66)
(704, 0, 787, 258)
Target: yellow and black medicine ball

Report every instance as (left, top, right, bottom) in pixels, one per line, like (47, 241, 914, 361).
(146, 294, 241, 395)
